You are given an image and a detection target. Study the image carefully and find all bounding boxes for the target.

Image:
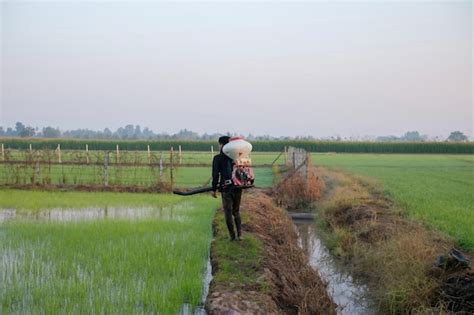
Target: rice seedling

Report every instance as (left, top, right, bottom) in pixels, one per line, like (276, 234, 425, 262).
(313, 153, 474, 250)
(0, 191, 219, 314)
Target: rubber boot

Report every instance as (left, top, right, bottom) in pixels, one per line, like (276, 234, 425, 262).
(235, 215, 242, 241)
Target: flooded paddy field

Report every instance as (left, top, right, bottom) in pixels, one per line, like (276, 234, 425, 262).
(0, 190, 218, 314)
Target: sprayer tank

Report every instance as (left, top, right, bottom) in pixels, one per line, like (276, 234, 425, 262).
(222, 137, 252, 161)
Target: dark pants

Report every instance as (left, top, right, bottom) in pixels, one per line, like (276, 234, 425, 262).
(222, 188, 242, 239)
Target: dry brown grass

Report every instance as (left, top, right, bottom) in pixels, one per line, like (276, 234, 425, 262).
(245, 192, 336, 314)
(274, 163, 325, 210)
(206, 190, 336, 314)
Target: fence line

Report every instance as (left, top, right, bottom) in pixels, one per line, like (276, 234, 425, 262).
(0, 147, 285, 189)
(287, 146, 309, 175)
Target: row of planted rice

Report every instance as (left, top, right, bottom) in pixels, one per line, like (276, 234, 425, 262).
(0, 190, 218, 314)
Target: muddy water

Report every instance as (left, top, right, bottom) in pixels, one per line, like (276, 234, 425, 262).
(293, 218, 374, 315)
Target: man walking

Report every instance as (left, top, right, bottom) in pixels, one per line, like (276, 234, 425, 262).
(211, 136, 243, 241)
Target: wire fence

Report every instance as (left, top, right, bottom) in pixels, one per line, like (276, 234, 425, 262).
(0, 148, 286, 190)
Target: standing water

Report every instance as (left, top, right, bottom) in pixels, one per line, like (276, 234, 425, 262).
(292, 217, 374, 315)
(179, 256, 212, 315)
(1, 205, 213, 314)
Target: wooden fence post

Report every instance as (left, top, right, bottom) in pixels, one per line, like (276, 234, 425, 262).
(211, 145, 214, 160)
(29, 144, 32, 153)
(147, 145, 151, 164)
(104, 151, 109, 187)
(57, 144, 62, 163)
(178, 145, 182, 164)
(86, 144, 89, 164)
(305, 153, 310, 186)
(116, 145, 120, 163)
(170, 147, 174, 188)
(1, 144, 4, 162)
(159, 152, 163, 182)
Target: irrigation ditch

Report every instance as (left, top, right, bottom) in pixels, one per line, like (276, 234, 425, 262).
(205, 147, 473, 314)
(204, 148, 357, 314)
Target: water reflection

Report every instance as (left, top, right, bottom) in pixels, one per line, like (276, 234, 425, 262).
(178, 256, 212, 315)
(293, 219, 373, 315)
(0, 205, 189, 223)
(0, 209, 15, 223)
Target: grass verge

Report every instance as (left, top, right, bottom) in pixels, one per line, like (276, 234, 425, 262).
(315, 167, 472, 313)
(313, 153, 474, 251)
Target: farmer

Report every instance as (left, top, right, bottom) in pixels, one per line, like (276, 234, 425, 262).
(211, 136, 243, 241)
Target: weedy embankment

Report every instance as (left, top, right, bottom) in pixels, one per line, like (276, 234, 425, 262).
(273, 155, 325, 210)
(316, 167, 473, 313)
(206, 190, 336, 314)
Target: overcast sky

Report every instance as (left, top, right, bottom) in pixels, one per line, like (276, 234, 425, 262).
(1, 1, 472, 138)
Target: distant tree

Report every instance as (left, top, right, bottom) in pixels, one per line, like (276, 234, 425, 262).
(122, 124, 135, 139)
(20, 126, 35, 137)
(15, 122, 25, 136)
(447, 131, 468, 142)
(401, 131, 425, 141)
(0, 127, 4, 136)
(103, 128, 113, 138)
(376, 135, 399, 142)
(134, 125, 142, 139)
(173, 129, 200, 140)
(142, 127, 155, 139)
(42, 126, 61, 138)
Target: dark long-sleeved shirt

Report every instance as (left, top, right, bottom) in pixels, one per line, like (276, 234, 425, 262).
(212, 152, 233, 192)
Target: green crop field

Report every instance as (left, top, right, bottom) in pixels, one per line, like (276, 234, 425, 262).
(0, 190, 219, 313)
(313, 154, 474, 251)
(1, 138, 473, 153)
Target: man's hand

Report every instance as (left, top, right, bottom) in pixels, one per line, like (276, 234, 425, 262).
(211, 191, 217, 198)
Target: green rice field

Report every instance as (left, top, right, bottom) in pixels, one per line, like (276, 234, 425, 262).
(0, 190, 219, 314)
(313, 154, 474, 251)
(1, 151, 473, 313)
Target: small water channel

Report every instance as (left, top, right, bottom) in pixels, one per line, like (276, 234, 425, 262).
(292, 215, 374, 315)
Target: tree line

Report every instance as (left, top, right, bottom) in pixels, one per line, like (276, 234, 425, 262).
(0, 122, 469, 142)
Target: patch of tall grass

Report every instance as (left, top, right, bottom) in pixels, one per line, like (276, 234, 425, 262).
(317, 168, 451, 313)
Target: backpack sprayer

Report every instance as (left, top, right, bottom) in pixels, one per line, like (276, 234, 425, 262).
(173, 137, 255, 196)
